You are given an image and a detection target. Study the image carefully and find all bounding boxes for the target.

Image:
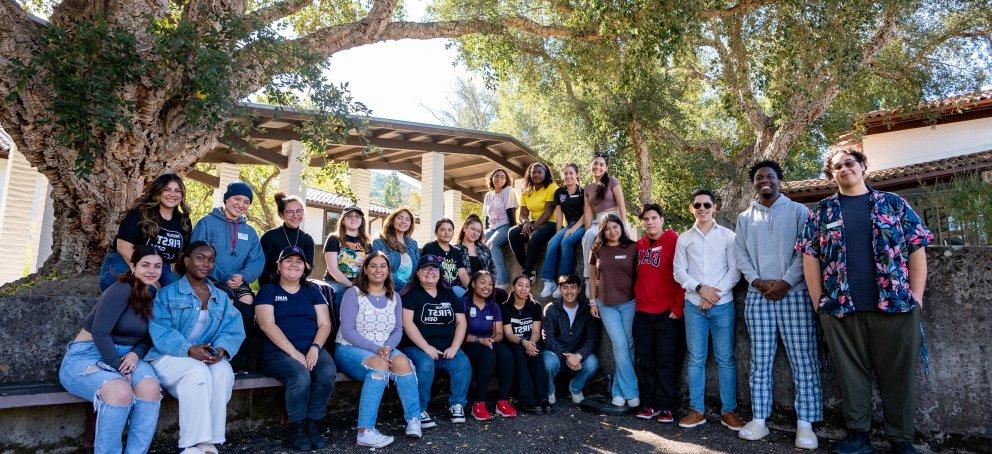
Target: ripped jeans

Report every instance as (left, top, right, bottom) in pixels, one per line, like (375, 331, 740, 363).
(334, 344, 420, 428)
(59, 341, 161, 454)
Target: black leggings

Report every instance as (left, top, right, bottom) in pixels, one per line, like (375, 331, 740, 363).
(507, 342, 548, 406)
(508, 222, 557, 275)
(462, 341, 514, 402)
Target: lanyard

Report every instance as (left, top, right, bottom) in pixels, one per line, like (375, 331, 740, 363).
(227, 219, 239, 256)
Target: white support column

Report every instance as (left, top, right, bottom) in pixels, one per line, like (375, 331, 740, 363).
(0, 147, 48, 284)
(350, 168, 372, 214)
(443, 189, 463, 234)
(212, 163, 242, 207)
(279, 140, 306, 199)
(419, 152, 444, 245)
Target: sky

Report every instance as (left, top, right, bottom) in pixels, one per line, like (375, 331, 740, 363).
(325, 1, 469, 125)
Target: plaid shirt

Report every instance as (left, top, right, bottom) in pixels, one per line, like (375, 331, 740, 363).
(796, 188, 933, 318)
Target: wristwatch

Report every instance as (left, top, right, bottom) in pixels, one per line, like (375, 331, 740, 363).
(311, 343, 321, 350)
(695, 284, 703, 293)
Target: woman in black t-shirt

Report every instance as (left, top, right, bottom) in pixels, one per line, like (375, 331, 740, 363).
(454, 214, 508, 304)
(420, 218, 470, 298)
(99, 173, 192, 291)
(323, 205, 372, 312)
(260, 193, 316, 286)
(501, 275, 550, 413)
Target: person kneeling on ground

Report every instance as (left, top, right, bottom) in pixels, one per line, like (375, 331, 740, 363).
(335, 252, 422, 448)
(542, 274, 601, 404)
(147, 241, 246, 454)
(60, 245, 165, 454)
(461, 270, 516, 421)
(256, 246, 336, 451)
(400, 254, 472, 426)
(501, 275, 550, 413)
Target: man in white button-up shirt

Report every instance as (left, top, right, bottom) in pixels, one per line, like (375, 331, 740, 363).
(672, 189, 743, 431)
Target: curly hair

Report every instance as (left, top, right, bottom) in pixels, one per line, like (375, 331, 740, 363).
(522, 162, 554, 193)
(823, 148, 868, 179)
(748, 159, 784, 182)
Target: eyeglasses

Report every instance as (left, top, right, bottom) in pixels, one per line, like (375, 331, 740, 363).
(831, 159, 861, 172)
(692, 202, 713, 210)
(284, 209, 305, 216)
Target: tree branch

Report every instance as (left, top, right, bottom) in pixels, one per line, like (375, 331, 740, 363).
(708, 17, 772, 137)
(699, 0, 772, 19)
(654, 124, 726, 161)
(246, 0, 312, 27)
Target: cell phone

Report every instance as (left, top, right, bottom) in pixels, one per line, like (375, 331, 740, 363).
(204, 346, 220, 357)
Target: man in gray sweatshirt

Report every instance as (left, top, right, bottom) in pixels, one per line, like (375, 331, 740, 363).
(734, 160, 822, 450)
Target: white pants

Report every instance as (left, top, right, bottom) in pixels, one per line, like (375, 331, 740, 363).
(151, 356, 234, 448)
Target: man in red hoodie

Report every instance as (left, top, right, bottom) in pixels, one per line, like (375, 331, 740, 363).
(632, 203, 686, 423)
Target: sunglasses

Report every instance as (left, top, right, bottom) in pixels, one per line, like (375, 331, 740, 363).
(831, 159, 861, 172)
(692, 202, 713, 210)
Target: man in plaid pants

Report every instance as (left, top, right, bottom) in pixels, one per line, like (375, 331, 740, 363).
(734, 160, 822, 449)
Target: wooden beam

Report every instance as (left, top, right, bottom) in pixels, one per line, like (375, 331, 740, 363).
(219, 135, 289, 168)
(309, 158, 418, 172)
(186, 168, 220, 187)
(339, 136, 527, 175)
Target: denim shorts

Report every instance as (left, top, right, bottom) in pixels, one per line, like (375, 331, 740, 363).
(59, 341, 158, 404)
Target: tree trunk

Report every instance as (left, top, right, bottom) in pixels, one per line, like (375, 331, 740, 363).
(627, 117, 652, 208)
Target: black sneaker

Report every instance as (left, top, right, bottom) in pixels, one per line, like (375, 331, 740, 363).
(307, 418, 326, 449)
(289, 421, 312, 451)
(888, 440, 918, 454)
(519, 403, 541, 414)
(419, 410, 438, 429)
(831, 431, 874, 454)
(449, 404, 466, 423)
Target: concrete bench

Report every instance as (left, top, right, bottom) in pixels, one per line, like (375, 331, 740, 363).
(0, 371, 349, 410)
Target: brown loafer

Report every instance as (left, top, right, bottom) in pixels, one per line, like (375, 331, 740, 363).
(678, 410, 706, 428)
(721, 412, 744, 431)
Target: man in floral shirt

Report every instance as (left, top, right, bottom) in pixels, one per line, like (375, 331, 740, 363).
(798, 149, 932, 454)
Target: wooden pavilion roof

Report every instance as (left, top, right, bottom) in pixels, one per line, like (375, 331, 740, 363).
(200, 102, 542, 203)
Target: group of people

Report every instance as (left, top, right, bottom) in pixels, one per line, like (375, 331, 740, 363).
(59, 148, 932, 454)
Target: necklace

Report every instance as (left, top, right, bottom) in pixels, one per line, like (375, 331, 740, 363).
(282, 224, 300, 247)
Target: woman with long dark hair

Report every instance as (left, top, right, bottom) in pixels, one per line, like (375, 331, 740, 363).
(100, 173, 192, 291)
(335, 252, 422, 448)
(371, 207, 420, 290)
(508, 162, 559, 280)
(420, 218, 470, 297)
(147, 241, 246, 454)
(259, 193, 316, 286)
(482, 168, 517, 288)
(588, 213, 640, 409)
(257, 246, 336, 451)
(581, 153, 627, 284)
(460, 270, 516, 421)
(501, 275, 550, 413)
(60, 245, 164, 454)
(455, 214, 507, 303)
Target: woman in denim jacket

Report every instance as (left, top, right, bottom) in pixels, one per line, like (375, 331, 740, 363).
(147, 241, 246, 454)
(371, 207, 420, 291)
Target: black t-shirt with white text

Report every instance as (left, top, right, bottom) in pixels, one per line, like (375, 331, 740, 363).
(552, 185, 585, 225)
(500, 300, 543, 341)
(114, 209, 187, 263)
(421, 241, 465, 287)
(401, 286, 464, 351)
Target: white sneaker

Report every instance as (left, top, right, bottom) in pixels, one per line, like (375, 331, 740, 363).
(570, 390, 585, 403)
(405, 417, 422, 438)
(540, 281, 558, 298)
(179, 448, 203, 454)
(449, 404, 466, 423)
(627, 398, 640, 408)
(552, 287, 561, 298)
(418, 410, 437, 429)
(611, 396, 626, 407)
(547, 393, 556, 405)
(357, 428, 394, 448)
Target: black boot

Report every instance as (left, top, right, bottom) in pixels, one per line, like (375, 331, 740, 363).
(290, 420, 312, 451)
(307, 418, 327, 449)
(831, 431, 874, 454)
(888, 440, 918, 454)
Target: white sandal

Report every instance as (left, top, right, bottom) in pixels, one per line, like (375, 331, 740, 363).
(795, 426, 818, 450)
(738, 420, 769, 441)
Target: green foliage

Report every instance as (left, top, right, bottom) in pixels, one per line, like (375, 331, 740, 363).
(921, 173, 992, 245)
(381, 172, 403, 208)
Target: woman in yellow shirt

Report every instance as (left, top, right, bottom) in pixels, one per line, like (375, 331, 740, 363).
(508, 162, 559, 280)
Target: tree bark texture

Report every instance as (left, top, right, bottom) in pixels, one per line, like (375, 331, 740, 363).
(627, 117, 653, 208)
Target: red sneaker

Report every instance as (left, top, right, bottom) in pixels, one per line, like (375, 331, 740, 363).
(636, 407, 660, 420)
(495, 399, 518, 418)
(657, 410, 674, 423)
(471, 401, 492, 421)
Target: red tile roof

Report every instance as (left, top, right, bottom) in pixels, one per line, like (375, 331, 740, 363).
(866, 89, 992, 127)
(305, 188, 392, 216)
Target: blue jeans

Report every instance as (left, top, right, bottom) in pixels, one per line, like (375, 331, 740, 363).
(484, 224, 511, 286)
(325, 281, 349, 315)
(100, 249, 179, 292)
(684, 301, 737, 414)
(598, 300, 639, 400)
(262, 348, 337, 422)
(540, 225, 585, 281)
(541, 351, 599, 396)
(59, 341, 161, 454)
(401, 346, 471, 410)
(334, 344, 420, 428)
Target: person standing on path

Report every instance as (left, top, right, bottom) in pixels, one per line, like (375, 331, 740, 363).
(673, 189, 743, 432)
(798, 149, 932, 454)
(735, 160, 821, 449)
(632, 203, 685, 424)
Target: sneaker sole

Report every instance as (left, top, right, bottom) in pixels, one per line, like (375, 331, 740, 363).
(358, 440, 394, 448)
(450, 417, 466, 424)
(496, 410, 517, 418)
(405, 431, 422, 439)
(679, 419, 706, 429)
(721, 420, 743, 431)
(472, 414, 492, 421)
(420, 421, 437, 429)
(636, 413, 659, 420)
(658, 418, 675, 424)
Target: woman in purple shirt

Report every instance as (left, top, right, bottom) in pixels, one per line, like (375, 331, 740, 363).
(334, 252, 421, 448)
(460, 271, 517, 421)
